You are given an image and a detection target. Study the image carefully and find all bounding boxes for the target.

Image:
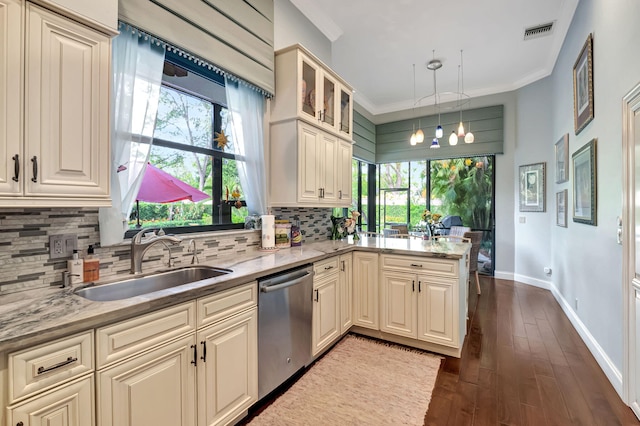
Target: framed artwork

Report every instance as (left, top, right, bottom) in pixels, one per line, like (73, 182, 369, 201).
(572, 138, 597, 225)
(556, 189, 568, 227)
(573, 33, 594, 135)
(555, 134, 569, 183)
(519, 162, 546, 212)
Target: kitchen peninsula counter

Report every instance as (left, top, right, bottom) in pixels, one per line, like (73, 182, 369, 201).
(0, 236, 469, 353)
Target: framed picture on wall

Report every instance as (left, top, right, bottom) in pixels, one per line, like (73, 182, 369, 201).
(573, 33, 594, 135)
(555, 133, 569, 183)
(519, 162, 546, 212)
(572, 138, 597, 225)
(556, 189, 568, 227)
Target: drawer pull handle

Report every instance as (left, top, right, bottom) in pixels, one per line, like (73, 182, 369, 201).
(412, 280, 415, 292)
(17, 422, 24, 426)
(324, 265, 334, 270)
(419, 281, 422, 292)
(314, 289, 319, 302)
(31, 156, 38, 183)
(12, 154, 19, 182)
(200, 341, 207, 362)
(410, 263, 423, 268)
(37, 356, 78, 375)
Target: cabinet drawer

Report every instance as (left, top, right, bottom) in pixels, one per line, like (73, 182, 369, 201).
(198, 282, 257, 328)
(381, 254, 458, 278)
(314, 256, 339, 278)
(96, 302, 196, 369)
(9, 330, 94, 403)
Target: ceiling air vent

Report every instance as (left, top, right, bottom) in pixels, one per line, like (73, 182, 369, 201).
(523, 22, 555, 40)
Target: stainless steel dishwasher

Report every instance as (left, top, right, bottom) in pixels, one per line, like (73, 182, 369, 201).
(258, 264, 314, 400)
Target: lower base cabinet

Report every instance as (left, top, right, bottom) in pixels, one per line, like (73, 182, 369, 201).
(376, 254, 466, 355)
(339, 253, 353, 334)
(312, 257, 341, 356)
(96, 283, 258, 426)
(352, 252, 379, 330)
(197, 308, 257, 426)
(97, 335, 197, 426)
(8, 375, 95, 426)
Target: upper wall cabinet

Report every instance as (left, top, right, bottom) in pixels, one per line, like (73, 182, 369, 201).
(0, 0, 112, 207)
(271, 45, 353, 140)
(31, 0, 118, 34)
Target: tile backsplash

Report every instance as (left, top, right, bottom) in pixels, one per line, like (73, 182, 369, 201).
(0, 207, 333, 295)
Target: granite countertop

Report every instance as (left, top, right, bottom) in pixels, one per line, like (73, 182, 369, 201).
(0, 236, 469, 353)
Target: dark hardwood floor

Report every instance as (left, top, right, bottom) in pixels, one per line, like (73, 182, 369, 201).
(424, 276, 639, 426)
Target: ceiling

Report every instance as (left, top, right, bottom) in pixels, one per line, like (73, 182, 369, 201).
(290, 0, 579, 116)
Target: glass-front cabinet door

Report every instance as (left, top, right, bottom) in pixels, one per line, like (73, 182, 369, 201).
(300, 55, 319, 120)
(321, 74, 336, 128)
(291, 47, 353, 140)
(339, 86, 352, 138)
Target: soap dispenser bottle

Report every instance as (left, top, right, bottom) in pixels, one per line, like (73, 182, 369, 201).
(67, 250, 83, 284)
(83, 245, 100, 282)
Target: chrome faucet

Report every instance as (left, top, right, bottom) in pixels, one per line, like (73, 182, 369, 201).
(188, 239, 199, 264)
(130, 229, 182, 274)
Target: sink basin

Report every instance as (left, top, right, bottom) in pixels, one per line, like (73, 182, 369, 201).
(75, 266, 232, 302)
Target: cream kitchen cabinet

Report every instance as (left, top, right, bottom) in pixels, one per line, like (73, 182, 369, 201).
(271, 44, 353, 140)
(270, 120, 352, 207)
(97, 335, 197, 426)
(352, 251, 379, 330)
(378, 254, 468, 357)
(6, 330, 95, 426)
(8, 375, 95, 426)
(336, 139, 353, 203)
(96, 284, 258, 426)
(339, 253, 353, 334)
(96, 302, 198, 426)
(312, 256, 341, 356)
(0, 0, 111, 207)
(33, 0, 118, 33)
(196, 284, 257, 426)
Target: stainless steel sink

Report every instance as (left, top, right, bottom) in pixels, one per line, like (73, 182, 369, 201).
(75, 266, 232, 302)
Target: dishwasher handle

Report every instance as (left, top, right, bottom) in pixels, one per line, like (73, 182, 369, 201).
(260, 272, 312, 293)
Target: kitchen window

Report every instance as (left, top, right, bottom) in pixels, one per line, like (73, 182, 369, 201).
(125, 55, 247, 237)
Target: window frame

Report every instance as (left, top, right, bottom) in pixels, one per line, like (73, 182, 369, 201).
(124, 58, 246, 238)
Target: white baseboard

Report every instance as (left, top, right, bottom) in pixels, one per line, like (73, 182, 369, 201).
(493, 270, 514, 280)
(513, 273, 551, 290)
(512, 273, 623, 398)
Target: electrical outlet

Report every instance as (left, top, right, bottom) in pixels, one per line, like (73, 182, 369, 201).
(519, 216, 526, 223)
(575, 298, 579, 310)
(49, 234, 78, 259)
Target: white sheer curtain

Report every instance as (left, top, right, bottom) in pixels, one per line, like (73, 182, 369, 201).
(98, 24, 166, 246)
(224, 78, 267, 216)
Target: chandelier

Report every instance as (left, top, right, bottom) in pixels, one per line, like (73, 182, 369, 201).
(408, 50, 474, 147)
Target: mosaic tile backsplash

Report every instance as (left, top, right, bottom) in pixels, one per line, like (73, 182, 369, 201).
(0, 207, 333, 295)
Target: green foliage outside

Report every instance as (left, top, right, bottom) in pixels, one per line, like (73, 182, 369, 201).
(429, 157, 493, 230)
(128, 86, 247, 230)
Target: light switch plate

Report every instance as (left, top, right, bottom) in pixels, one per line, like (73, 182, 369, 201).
(49, 234, 78, 259)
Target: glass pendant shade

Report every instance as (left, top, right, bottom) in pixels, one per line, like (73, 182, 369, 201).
(464, 131, 474, 143)
(435, 125, 443, 139)
(457, 122, 465, 137)
(430, 138, 440, 149)
(449, 131, 458, 146)
(415, 128, 425, 143)
(410, 133, 417, 146)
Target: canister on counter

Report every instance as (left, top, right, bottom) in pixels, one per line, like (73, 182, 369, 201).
(291, 220, 302, 246)
(274, 220, 292, 248)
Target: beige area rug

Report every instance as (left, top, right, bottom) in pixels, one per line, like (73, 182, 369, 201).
(248, 334, 442, 426)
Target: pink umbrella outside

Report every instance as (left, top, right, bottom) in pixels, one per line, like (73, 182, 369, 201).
(137, 163, 210, 203)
